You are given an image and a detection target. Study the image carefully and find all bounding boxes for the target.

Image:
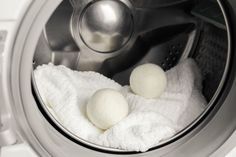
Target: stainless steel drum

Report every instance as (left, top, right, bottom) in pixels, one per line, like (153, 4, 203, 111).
(32, 0, 231, 153)
(1, 0, 236, 156)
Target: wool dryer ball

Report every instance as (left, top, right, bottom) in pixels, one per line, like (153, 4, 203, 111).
(87, 89, 129, 130)
(130, 63, 167, 99)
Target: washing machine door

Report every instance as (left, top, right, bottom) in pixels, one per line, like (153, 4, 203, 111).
(0, 0, 236, 156)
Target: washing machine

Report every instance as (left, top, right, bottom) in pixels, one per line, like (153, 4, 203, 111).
(0, 0, 236, 156)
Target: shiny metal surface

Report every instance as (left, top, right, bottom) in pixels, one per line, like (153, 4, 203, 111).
(34, 34, 80, 70)
(79, 0, 133, 52)
(132, 0, 189, 8)
(44, 0, 78, 52)
(42, 0, 196, 72)
(7, 0, 234, 155)
(69, 0, 134, 71)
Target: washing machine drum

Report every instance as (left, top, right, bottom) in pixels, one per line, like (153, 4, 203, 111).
(6, 0, 236, 156)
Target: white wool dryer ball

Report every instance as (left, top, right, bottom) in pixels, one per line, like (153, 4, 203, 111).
(130, 63, 167, 99)
(87, 89, 129, 130)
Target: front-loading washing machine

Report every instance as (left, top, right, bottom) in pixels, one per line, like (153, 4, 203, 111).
(0, 0, 236, 156)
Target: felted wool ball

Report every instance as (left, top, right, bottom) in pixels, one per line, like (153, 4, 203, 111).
(130, 63, 167, 99)
(87, 88, 129, 130)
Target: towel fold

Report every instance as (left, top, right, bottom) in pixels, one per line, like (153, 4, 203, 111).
(34, 58, 206, 152)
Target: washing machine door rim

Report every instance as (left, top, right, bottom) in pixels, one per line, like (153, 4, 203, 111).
(4, 0, 236, 156)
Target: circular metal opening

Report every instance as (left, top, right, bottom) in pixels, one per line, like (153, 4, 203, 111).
(32, 0, 231, 154)
(78, 0, 134, 52)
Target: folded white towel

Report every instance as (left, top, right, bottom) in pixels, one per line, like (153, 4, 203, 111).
(34, 58, 206, 152)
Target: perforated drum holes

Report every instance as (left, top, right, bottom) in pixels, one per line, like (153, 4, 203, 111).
(161, 43, 183, 70)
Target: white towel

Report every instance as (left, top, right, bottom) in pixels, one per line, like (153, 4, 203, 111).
(34, 58, 207, 152)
